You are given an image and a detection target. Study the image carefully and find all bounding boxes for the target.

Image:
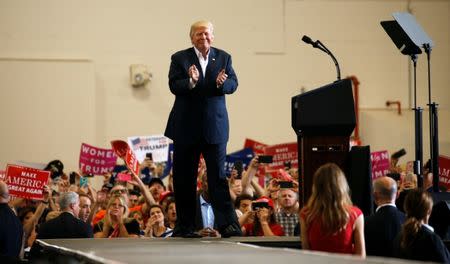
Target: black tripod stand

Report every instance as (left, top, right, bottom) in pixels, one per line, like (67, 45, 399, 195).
(381, 12, 438, 190)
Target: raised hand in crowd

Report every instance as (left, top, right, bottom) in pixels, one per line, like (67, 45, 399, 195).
(238, 207, 255, 227)
(228, 168, 241, 203)
(241, 156, 265, 197)
(265, 179, 280, 212)
(128, 171, 156, 207)
(57, 179, 70, 193)
(21, 185, 52, 248)
(140, 157, 157, 174)
(102, 172, 112, 185)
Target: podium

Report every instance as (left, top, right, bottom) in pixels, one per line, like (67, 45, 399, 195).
(291, 78, 356, 205)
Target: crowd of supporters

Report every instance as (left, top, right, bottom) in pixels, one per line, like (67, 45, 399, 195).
(1, 152, 449, 263)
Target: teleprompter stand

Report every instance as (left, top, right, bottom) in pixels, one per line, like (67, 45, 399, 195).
(381, 12, 438, 190)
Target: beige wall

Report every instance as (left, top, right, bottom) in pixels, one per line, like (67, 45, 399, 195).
(0, 0, 449, 172)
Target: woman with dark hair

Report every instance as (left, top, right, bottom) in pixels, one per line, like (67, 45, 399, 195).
(300, 163, 365, 257)
(394, 189, 450, 262)
(241, 196, 284, 236)
(144, 205, 173, 238)
(165, 199, 177, 229)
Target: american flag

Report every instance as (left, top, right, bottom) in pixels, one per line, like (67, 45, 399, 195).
(131, 137, 147, 150)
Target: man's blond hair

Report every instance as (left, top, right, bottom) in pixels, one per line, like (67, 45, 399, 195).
(190, 20, 214, 39)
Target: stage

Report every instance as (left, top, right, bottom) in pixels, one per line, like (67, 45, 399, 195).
(33, 237, 425, 264)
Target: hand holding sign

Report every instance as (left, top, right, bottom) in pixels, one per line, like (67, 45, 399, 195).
(4, 165, 51, 200)
(111, 140, 140, 177)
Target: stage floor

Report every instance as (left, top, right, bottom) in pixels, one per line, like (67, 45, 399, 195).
(35, 237, 424, 264)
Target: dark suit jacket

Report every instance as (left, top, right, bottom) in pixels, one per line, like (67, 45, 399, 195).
(0, 203, 23, 259)
(36, 212, 93, 239)
(164, 47, 238, 144)
(365, 205, 405, 257)
(393, 225, 450, 263)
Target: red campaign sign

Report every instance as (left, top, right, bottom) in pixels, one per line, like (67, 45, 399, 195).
(111, 140, 140, 176)
(264, 142, 298, 174)
(0, 170, 5, 181)
(4, 164, 50, 200)
(371, 150, 390, 180)
(79, 143, 117, 175)
(244, 138, 268, 186)
(244, 138, 267, 155)
(125, 147, 140, 176)
(438, 155, 450, 191)
(111, 140, 129, 159)
(116, 173, 132, 182)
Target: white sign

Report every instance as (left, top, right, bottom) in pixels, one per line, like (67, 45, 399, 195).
(127, 135, 171, 163)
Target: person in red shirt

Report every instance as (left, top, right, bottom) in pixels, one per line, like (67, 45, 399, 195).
(241, 196, 284, 236)
(300, 163, 365, 257)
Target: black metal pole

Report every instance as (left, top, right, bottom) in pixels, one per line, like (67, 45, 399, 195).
(424, 44, 439, 192)
(411, 54, 423, 187)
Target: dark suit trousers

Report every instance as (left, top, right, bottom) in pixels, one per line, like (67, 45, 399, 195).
(173, 142, 238, 233)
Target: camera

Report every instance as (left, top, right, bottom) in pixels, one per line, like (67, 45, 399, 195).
(233, 160, 243, 178)
(386, 172, 400, 181)
(391, 149, 406, 160)
(146, 152, 153, 160)
(252, 201, 269, 211)
(279, 181, 293, 188)
(284, 161, 292, 170)
(258, 155, 273, 164)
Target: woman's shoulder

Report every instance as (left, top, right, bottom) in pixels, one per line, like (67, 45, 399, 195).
(299, 206, 310, 219)
(349, 205, 363, 216)
(346, 205, 363, 222)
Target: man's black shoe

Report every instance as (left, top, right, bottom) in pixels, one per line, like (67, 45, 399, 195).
(220, 224, 242, 238)
(182, 232, 202, 238)
(172, 228, 202, 238)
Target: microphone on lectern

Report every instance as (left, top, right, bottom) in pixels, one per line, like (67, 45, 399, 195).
(301, 35, 341, 81)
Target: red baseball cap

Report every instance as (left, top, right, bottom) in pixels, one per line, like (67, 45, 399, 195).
(159, 191, 173, 202)
(255, 196, 274, 208)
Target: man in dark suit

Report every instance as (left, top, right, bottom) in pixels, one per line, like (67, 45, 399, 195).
(0, 181, 23, 261)
(31, 191, 92, 259)
(35, 191, 93, 240)
(164, 20, 240, 238)
(365, 176, 405, 257)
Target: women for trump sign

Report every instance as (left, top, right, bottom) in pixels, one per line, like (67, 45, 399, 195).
(79, 143, 117, 175)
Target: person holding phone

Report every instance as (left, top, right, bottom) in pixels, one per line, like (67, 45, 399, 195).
(241, 197, 284, 237)
(164, 20, 240, 238)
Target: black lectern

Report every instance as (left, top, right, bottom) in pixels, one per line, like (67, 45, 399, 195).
(291, 78, 356, 205)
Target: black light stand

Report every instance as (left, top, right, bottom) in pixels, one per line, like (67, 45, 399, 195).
(411, 54, 424, 187)
(381, 12, 438, 191)
(424, 44, 440, 192)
